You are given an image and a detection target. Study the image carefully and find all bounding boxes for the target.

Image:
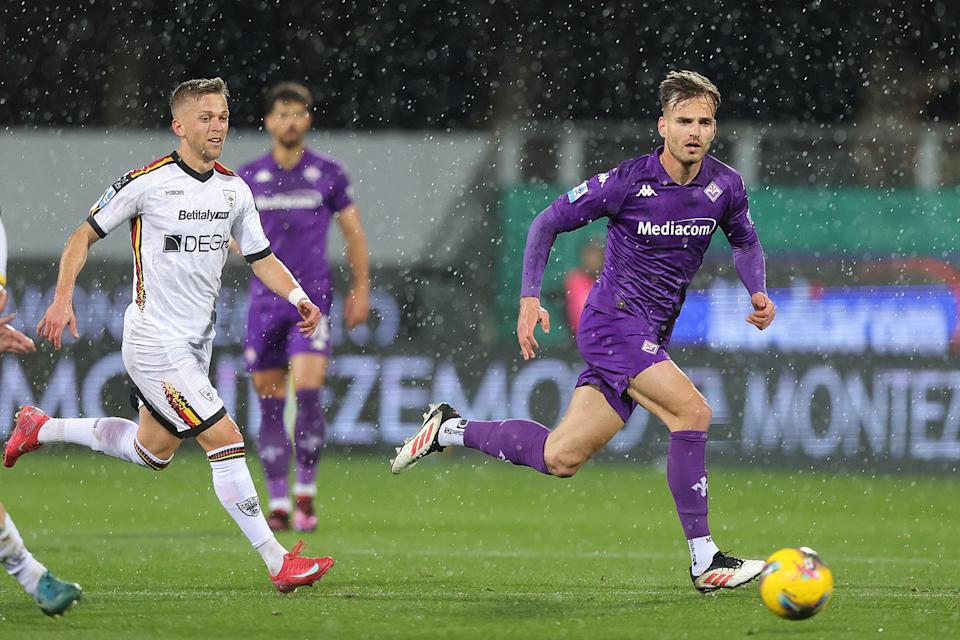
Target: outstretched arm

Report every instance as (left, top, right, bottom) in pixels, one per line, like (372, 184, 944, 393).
(249, 253, 322, 336)
(336, 204, 370, 330)
(37, 223, 100, 349)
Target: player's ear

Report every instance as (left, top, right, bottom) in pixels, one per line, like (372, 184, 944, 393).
(171, 117, 185, 138)
(657, 115, 666, 138)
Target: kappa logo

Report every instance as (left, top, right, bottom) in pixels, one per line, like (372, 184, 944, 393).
(704, 181, 723, 202)
(691, 476, 708, 497)
(236, 497, 261, 517)
(303, 165, 322, 181)
(223, 190, 236, 208)
(641, 340, 659, 355)
(636, 184, 658, 197)
(254, 169, 273, 183)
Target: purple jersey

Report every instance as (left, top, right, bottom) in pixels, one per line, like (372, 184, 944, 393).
(239, 148, 353, 300)
(522, 147, 761, 338)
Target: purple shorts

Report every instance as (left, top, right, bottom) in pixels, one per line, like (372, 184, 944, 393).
(244, 291, 333, 371)
(574, 304, 671, 422)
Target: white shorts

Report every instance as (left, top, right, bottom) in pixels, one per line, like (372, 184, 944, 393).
(122, 322, 226, 439)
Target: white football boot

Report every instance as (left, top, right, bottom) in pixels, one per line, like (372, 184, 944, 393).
(390, 403, 460, 475)
(691, 551, 765, 593)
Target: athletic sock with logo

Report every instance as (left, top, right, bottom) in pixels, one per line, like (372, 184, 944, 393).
(456, 419, 551, 475)
(689, 535, 720, 576)
(293, 388, 325, 491)
(255, 397, 290, 506)
(207, 444, 285, 572)
(0, 513, 47, 596)
(39, 416, 172, 469)
(666, 430, 714, 574)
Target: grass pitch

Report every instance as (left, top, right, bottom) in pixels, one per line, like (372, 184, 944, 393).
(0, 449, 956, 639)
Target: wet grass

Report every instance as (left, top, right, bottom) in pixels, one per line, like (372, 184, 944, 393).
(1, 449, 956, 639)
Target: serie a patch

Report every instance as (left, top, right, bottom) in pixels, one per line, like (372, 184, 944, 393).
(567, 181, 588, 203)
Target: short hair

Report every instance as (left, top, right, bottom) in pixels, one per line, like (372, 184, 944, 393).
(264, 82, 314, 115)
(659, 70, 721, 114)
(169, 77, 230, 115)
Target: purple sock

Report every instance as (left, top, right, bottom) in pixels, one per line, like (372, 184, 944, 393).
(256, 396, 290, 502)
(666, 430, 711, 539)
(294, 388, 326, 488)
(462, 419, 550, 475)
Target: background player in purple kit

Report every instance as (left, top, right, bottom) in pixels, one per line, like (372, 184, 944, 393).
(239, 82, 370, 533)
(392, 70, 776, 593)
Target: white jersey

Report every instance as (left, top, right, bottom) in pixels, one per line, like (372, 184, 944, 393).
(87, 151, 270, 343)
(0, 212, 7, 288)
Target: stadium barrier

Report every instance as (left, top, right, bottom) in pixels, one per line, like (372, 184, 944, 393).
(0, 260, 957, 472)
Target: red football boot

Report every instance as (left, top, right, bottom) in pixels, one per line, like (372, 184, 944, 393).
(270, 540, 335, 594)
(3, 406, 49, 468)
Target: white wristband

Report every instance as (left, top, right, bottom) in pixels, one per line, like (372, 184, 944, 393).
(287, 287, 309, 307)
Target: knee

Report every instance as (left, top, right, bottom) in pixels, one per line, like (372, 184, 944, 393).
(139, 446, 175, 471)
(681, 400, 712, 431)
(254, 380, 285, 399)
(543, 445, 589, 478)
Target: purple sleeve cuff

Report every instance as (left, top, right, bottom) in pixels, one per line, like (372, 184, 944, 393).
(731, 241, 767, 295)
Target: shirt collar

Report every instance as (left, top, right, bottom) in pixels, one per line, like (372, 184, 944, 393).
(172, 151, 214, 183)
(650, 145, 710, 187)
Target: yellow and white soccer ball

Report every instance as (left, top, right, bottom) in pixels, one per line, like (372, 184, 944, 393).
(759, 547, 833, 620)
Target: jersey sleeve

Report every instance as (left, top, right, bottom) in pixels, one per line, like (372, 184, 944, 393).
(520, 165, 630, 298)
(549, 163, 631, 224)
(719, 175, 759, 249)
(330, 166, 354, 213)
(232, 186, 272, 263)
(0, 213, 7, 287)
(86, 172, 144, 238)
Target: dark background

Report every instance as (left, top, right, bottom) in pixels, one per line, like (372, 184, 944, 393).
(3, 0, 957, 129)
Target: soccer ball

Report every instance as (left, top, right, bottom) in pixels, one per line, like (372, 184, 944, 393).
(759, 547, 833, 620)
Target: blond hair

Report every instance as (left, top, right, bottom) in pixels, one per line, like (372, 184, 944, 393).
(659, 70, 720, 113)
(169, 77, 230, 115)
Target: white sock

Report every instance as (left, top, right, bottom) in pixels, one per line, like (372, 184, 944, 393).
(0, 513, 47, 596)
(39, 417, 98, 447)
(207, 444, 286, 573)
(40, 416, 171, 470)
(257, 538, 288, 576)
(268, 498, 292, 513)
(437, 418, 467, 447)
(293, 483, 317, 498)
(689, 535, 720, 576)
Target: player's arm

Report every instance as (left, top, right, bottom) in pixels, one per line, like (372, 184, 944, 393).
(0, 214, 36, 354)
(518, 172, 620, 360)
(335, 204, 370, 330)
(248, 253, 321, 336)
(37, 223, 100, 349)
(721, 177, 775, 331)
(0, 213, 8, 310)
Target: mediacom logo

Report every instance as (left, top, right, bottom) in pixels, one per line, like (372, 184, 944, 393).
(637, 217, 717, 236)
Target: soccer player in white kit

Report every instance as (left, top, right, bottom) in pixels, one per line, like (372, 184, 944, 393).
(0, 213, 82, 616)
(2, 78, 334, 593)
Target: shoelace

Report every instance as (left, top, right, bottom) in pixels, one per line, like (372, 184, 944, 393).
(287, 540, 305, 558)
(714, 551, 744, 569)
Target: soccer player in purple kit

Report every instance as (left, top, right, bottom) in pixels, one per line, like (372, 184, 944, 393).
(392, 71, 776, 592)
(239, 82, 370, 533)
